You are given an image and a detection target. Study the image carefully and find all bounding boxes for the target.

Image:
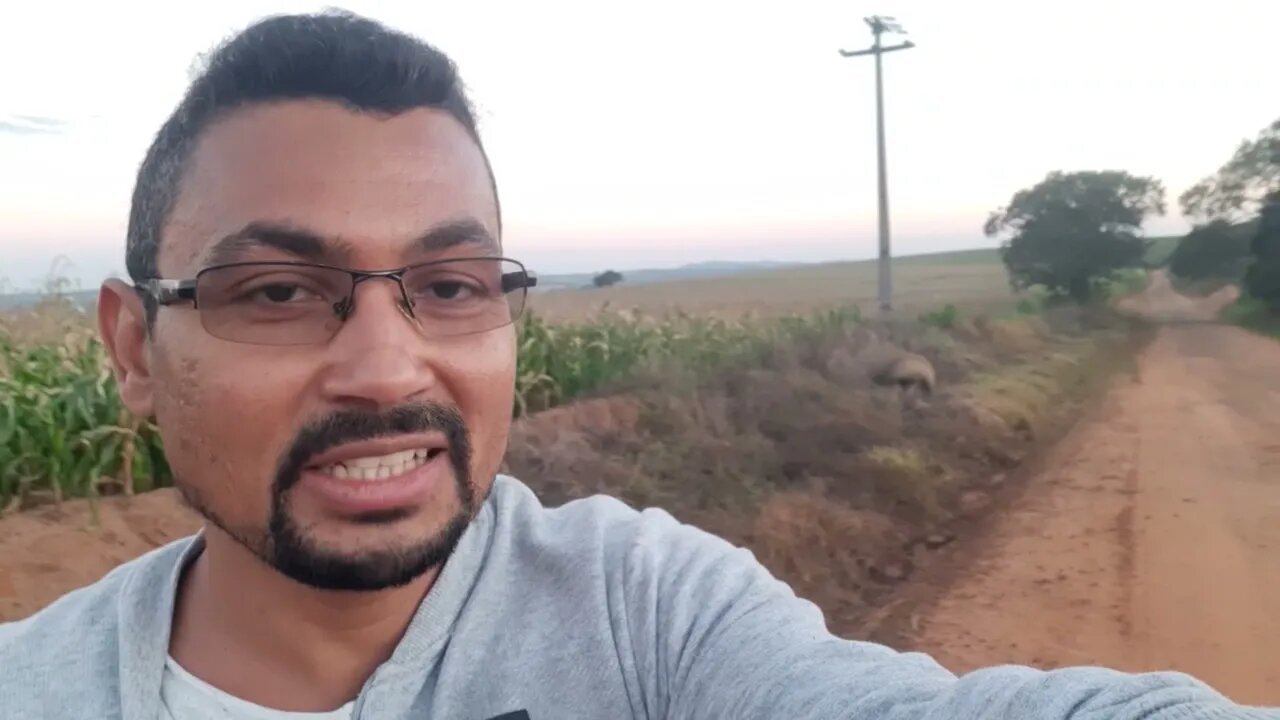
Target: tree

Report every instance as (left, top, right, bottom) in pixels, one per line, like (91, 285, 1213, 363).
(1244, 191, 1280, 310)
(1180, 118, 1280, 222)
(1168, 220, 1253, 281)
(592, 270, 624, 288)
(984, 170, 1166, 303)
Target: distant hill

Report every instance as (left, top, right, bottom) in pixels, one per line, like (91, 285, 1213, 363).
(0, 289, 97, 311)
(890, 243, 1178, 269)
(533, 260, 805, 290)
(892, 247, 999, 266)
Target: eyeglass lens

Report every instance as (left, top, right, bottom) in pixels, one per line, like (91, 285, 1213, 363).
(194, 259, 529, 345)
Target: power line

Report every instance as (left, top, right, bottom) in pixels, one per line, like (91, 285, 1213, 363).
(840, 16, 915, 314)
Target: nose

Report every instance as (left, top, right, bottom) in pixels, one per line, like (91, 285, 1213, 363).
(319, 278, 439, 409)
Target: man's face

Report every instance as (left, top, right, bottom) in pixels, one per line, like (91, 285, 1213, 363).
(133, 101, 513, 589)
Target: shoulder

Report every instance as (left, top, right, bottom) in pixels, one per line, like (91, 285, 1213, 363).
(0, 535, 197, 706)
(490, 474, 719, 546)
(487, 475, 764, 593)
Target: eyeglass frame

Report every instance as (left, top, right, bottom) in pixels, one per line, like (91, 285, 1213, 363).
(135, 257, 538, 340)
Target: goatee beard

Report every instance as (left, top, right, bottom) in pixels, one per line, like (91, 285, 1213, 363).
(179, 403, 477, 591)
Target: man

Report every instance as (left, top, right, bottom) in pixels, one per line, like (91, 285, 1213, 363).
(0, 11, 1272, 719)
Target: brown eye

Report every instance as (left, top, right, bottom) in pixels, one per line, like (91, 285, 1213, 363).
(261, 284, 307, 302)
(227, 277, 329, 306)
(425, 280, 475, 301)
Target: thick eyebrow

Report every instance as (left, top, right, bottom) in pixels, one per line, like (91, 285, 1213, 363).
(407, 218, 500, 260)
(205, 222, 355, 266)
(201, 218, 498, 269)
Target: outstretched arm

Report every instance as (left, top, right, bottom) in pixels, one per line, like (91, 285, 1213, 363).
(617, 508, 1275, 720)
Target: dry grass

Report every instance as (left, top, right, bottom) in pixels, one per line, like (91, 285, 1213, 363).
(864, 445, 931, 476)
(0, 298, 97, 357)
(964, 352, 1085, 439)
(503, 306, 1141, 633)
(750, 490, 907, 628)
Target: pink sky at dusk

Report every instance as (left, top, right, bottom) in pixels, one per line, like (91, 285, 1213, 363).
(2, 0, 1276, 290)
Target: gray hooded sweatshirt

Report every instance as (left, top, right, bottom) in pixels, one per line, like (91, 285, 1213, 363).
(0, 476, 1273, 719)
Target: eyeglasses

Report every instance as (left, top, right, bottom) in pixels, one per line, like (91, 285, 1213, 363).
(137, 258, 537, 346)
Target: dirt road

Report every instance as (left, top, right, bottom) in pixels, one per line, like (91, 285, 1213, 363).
(902, 321, 1280, 705)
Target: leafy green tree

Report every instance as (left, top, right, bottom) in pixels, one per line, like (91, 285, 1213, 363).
(984, 171, 1166, 303)
(1244, 192, 1280, 310)
(1180, 119, 1280, 222)
(1168, 220, 1253, 281)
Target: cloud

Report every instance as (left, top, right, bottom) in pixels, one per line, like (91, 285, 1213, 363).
(0, 114, 71, 135)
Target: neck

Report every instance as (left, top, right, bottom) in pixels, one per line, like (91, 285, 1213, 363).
(169, 525, 438, 712)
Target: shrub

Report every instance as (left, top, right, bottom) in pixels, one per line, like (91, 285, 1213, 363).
(592, 270, 624, 288)
(1222, 296, 1280, 338)
(1244, 194, 1280, 309)
(1169, 220, 1253, 281)
(918, 304, 959, 330)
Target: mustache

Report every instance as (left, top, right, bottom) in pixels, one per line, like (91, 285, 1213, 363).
(275, 404, 472, 492)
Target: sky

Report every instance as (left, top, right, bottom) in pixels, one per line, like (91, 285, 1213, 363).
(1, 0, 1277, 291)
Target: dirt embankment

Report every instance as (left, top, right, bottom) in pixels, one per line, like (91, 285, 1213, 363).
(0, 489, 200, 621)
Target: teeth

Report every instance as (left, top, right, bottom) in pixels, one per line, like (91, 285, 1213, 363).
(317, 448, 435, 481)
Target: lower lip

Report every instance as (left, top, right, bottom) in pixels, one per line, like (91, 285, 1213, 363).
(296, 453, 447, 515)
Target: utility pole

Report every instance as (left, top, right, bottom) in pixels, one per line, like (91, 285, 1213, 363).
(840, 16, 914, 314)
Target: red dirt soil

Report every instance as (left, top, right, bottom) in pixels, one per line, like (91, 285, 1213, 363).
(892, 320, 1280, 705)
(0, 489, 199, 621)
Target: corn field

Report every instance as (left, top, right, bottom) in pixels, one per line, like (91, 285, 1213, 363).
(0, 300, 863, 511)
(515, 305, 862, 414)
(0, 337, 169, 512)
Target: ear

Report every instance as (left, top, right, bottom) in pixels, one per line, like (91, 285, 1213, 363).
(98, 279, 155, 418)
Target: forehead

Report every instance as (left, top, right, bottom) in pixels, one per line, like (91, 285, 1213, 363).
(161, 100, 498, 273)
